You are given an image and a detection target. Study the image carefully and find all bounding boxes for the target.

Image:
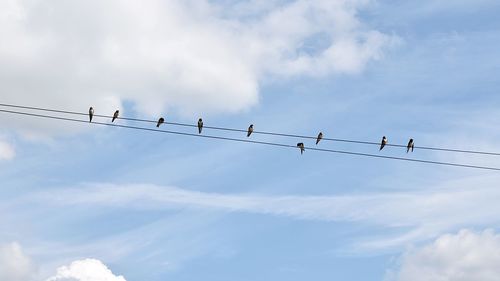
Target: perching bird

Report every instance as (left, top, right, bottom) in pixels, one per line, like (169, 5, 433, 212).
(112, 110, 119, 122)
(297, 142, 305, 154)
(198, 118, 203, 134)
(380, 136, 387, 151)
(247, 124, 254, 137)
(407, 138, 414, 153)
(157, 117, 164, 128)
(316, 132, 323, 145)
(88, 107, 94, 123)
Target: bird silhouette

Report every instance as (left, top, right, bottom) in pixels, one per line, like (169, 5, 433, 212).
(380, 136, 387, 150)
(198, 118, 203, 134)
(112, 110, 119, 122)
(88, 107, 94, 123)
(316, 132, 323, 145)
(247, 124, 254, 137)
(157, 117, 164, 128)
(297, 142, 305, 154)
(407, 138, 414, 153)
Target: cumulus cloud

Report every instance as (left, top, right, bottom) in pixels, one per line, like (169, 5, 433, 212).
(46, 259, 126, 281)
(0, 0, 395, 137)
(0, 242, 36, 281)
(386, 229, 500, 281)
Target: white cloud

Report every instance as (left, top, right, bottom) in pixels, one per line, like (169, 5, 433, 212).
(46, 259, 126, 281)
(0, 242, 36, 281)
(0, 140, 15, 160)
(0, 0, 395, 137)
(386, 229, 500, 281)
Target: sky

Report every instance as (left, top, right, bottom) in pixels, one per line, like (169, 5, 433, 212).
(1, 0, 500, 280)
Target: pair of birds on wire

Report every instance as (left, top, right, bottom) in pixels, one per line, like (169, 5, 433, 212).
(296, 132, 323, 154)
(198, 120, 254, 136)
(89, 107, 170, 128)
(89, 107, 414, 154)
(380, 136, 415, 153)
(89, 107, 121, 123)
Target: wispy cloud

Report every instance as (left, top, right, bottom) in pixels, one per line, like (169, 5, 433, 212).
(0, 140, 15, 161)
(34, 174, 500, 251)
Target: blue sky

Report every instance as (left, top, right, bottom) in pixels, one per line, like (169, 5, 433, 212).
(1, 0, 500, 280)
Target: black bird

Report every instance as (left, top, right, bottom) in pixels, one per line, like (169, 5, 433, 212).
(247, 124, 254, 137)
(198, 118, 203, 134)
(89, 107, 94, 123)
(316, 132, 323, 145)
(407, 138, 414, 153)
(297, 142, 305, 154)
(157, 117, 164, 128)
(112, 110, 119, 122)
(380, 136, 387, 151)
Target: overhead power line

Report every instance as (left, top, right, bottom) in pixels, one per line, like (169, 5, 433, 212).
(0, 108, 499, 172)
(0, 102, 499, 156)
